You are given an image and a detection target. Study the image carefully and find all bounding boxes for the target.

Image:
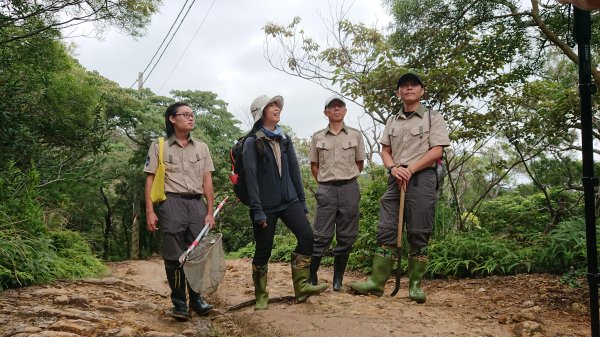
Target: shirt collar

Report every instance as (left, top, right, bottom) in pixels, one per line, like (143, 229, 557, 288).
(325, 123, 348, 135)
(167, 134, 194, 146)
(398, 103, 426, 119)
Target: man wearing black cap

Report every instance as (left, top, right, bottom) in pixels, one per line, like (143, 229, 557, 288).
(350, 73, 450, 303)
(308, 95, 366, 291)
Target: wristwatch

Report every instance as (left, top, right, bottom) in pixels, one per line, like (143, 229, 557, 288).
(387, 166, 394, 174)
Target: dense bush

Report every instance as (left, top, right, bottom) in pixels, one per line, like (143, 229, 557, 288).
(534, 217, 592, 273)
(428, 229, 531, 277)
(475, 193, 551, 235)
(0, 165, 105, 291)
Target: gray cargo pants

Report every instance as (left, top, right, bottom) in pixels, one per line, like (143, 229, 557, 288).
(376, 169, 437, 250)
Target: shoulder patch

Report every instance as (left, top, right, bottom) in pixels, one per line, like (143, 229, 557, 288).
(145, 155, 150, 167)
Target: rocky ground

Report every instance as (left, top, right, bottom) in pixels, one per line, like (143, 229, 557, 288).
(0, 257, 591, 337)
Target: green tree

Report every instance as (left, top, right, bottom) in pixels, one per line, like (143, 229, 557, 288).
(0, 0, 160, 45)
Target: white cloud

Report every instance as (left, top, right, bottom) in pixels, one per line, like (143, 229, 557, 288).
(70, 0, 392, 138)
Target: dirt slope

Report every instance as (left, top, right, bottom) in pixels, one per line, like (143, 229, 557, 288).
(0, 258, 590, 337)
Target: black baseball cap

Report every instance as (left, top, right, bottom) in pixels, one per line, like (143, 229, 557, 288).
(396, 73, 424, 89)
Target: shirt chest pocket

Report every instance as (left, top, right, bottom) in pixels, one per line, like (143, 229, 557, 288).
(317, 141, 333, 164)
(188, 153, 206, 173)
(388, 127, 403, 149)
(410, 124, 430, 152)
(341, 139, 358, 163)
(165, 155, 181, 173)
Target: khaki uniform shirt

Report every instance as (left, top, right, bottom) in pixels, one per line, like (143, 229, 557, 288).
(309, 124, 367, 182)
(144, 135, 214, 194)
(379, 103, 450, 166)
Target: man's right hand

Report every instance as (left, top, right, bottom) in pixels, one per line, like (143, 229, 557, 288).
(146, 211, 159, 231)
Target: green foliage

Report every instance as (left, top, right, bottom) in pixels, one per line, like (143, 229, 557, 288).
(225, 235, 296, 263)
(560, 268, 586, 289)
(425, 217, 596, 279)
(49, 230, 107, 278)
(269, 235, 298, 262)
(0, 0, 160, 45)
(535, 218, 591, 274)
(0, 165, 105, 291)
(226, 241, 255, 259)
(428, 229, 531, 277)
(349, 166, 390, 271)
(475, 193, 551, 235)
(0, 163, 45, 235)
(220, 201, 254, 253)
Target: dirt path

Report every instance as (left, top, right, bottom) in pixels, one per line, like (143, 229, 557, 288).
(0, 258, 591, 337)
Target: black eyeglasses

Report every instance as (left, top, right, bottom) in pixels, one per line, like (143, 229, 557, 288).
(175, 113, 195, 119)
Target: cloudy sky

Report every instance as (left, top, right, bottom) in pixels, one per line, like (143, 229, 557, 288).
(70, 0, 391, 139)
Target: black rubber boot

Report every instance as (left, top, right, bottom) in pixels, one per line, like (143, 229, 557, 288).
(309, 256, 322, 286)
(188, 283, 213, 315)
(165, 260, 191, 321)
(333, 254, 349, 292)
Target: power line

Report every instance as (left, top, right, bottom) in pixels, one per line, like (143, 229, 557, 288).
(129, 0, 189, 89)
(140, 0, 197, 89)
(131, 0, 197, 89)
(158, 0, 216, 93)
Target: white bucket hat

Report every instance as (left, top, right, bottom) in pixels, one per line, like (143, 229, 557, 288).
(250, 95, 284, 124)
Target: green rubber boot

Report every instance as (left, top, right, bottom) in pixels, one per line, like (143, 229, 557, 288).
(291, 253, 328, 302)
(349, 254, 394, 297)
(252, 264, 269, 310)
(408, 257, 427, 303)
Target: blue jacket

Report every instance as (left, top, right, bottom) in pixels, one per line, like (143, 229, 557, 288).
(242, 133, 307, 223)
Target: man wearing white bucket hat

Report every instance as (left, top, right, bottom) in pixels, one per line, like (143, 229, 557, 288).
(243, 94, 328, 310)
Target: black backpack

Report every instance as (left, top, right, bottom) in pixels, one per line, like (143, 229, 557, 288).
(229, 130, 267, 205)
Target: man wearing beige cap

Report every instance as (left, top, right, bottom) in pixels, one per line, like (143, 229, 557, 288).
(350, 73, 450, 303)
(308, 95, 366, 291)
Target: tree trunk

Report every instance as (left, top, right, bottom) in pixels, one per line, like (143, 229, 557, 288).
(100, 186, 112, 261)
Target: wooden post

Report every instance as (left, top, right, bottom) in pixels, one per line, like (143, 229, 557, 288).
(130, 189, 140, 260)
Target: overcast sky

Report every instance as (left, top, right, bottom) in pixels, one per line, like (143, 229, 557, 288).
(70, 0, 391, 139)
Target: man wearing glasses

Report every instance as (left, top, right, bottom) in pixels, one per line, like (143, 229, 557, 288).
(144, 102, 215, 321)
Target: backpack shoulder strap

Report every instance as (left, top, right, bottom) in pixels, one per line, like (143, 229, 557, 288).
(253, 130, 267, 158)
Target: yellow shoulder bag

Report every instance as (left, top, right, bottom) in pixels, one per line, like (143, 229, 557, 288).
(150, 137, 167, 203)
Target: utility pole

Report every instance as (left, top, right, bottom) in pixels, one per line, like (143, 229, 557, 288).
(130, 71, 144, 260)
(138, 72, 144, 90)
(573, 7, 599, 337)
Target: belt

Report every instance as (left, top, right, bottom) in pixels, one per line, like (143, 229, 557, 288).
(396, 166, 435, 187)
(320, 177, 357, 186)
(166, 192, 203, 200)
(399, 165, 435, 173)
